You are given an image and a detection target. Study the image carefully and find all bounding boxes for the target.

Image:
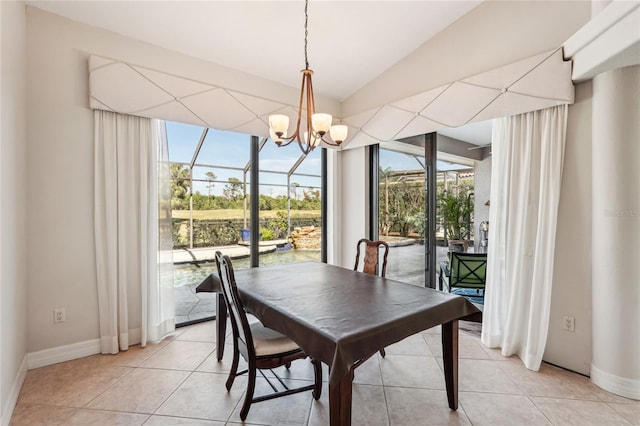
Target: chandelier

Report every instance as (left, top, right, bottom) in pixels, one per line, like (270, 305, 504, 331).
(268, 0, 348, 155)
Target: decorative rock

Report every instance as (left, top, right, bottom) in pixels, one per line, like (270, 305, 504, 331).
(291, 226, 321, 249)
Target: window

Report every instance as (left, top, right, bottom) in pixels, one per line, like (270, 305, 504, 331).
(167, 122, 324, 325)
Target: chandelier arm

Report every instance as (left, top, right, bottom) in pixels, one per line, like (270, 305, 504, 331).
(320, 135, 342, 146)
(307, 72, 320, 142)
(274, 138, 296, 148)
(294, 71, 308, 139)
(307, 71, 316, 116)
(306, 73, 315, 145)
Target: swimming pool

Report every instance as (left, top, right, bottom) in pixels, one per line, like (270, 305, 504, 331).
(174, 249, 321, 287)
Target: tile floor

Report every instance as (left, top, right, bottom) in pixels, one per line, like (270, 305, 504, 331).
(175, 282, 217, 325)
(11, 321, 639, 425)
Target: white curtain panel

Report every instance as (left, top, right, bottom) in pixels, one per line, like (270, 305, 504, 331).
(145, 120, 175, 343)
(481, 105, 568, 371)
(94, 110, 175, 354)
(152, 120, 175, 341)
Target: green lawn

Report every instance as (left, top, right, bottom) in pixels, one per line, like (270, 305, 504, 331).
(172, 209, 321, 220)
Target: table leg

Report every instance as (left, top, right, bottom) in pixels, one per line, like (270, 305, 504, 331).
(441, 320, 459, 410)
(328, 367, 354, 426)
(216, 293, 227, 361)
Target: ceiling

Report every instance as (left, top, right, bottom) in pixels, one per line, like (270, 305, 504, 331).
(32, 0, 612, 148)
(24, 1, 637, 152)
(29, 1, 586, 149)
(438, 121, 492, 146)
(26, 0, 482, 101)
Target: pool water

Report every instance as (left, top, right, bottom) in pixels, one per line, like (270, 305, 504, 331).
(174, 249, 321, 287)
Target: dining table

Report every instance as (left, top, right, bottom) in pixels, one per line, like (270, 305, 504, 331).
(196, 261, 481, 426)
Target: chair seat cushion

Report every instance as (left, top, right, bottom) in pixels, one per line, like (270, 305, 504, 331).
(451, 288, 485, 305)
(250, 321, 301, 356)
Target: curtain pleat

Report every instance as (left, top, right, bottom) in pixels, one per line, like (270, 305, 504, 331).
(147, 120, 175, 343)
(481, 105, 567, 370)
(94, 110, 174, 354)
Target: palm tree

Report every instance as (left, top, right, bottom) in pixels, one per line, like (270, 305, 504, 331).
(379, 166, 393, 235)
(290, 182, 301, 201)
(205, 171, 217, 198)
(223, 177, 243, 200)
(170, 164, 190, 209)
(437, 189, 474, 249)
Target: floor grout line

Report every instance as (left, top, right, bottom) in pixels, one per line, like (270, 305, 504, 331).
(12, 321, 639, 426)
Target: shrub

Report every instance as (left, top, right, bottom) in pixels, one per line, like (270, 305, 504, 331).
(260, 228, 275, 241)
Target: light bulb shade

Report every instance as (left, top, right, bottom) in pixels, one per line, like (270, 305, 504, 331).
(312, 113, 332, 134)
(303, 131, 321, 147)
(329, 125, 348, 143)
(269, 115, 289, 136)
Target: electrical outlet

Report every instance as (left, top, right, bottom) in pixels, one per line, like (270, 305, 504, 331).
(54, 308, 66, 323)
(563, 315, 575, 332)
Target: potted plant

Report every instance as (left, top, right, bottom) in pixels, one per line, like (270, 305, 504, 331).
(438, 190, 474, 252)
(405, 211, 425, 244)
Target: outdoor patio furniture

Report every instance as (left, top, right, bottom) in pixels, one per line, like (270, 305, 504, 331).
(439, 252, 487, 303)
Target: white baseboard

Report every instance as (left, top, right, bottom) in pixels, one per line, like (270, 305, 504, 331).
(591, 363, 640, 400)
(1, 355, 28, 426)
(27, 338, 101, 370)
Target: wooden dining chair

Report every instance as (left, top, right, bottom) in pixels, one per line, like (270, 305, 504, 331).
(354, 238, 390, 358)
(354, 238, 390, 278)
(214, 251, 322, 421)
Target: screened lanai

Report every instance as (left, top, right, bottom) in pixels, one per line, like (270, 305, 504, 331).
(167, 122, 325, 325)
(168, 123, 323, 252)
(169, 121, 489, 325)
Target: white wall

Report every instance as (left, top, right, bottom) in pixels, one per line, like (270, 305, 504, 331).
(1, 1, 28, 423)
(25, 6, 324, 352)
(333, 84, 600, 377)
(20, 1, 634, 387)
(473, 156, 491, 250)
(544, 81, 593, 375)
(21, 5, 407, 355)
(26, 6, 100, 352)
(344, 1, 591, 116)
(326, 149, 341, 265)
(336, 148, 369, 268)
(591, 65, 639, 398)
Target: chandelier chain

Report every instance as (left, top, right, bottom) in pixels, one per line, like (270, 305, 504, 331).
(304, 0, 309, 69)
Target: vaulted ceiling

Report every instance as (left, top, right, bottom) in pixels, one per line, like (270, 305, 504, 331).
(28, 1, 594, 147)
(27, 1, 484, 100)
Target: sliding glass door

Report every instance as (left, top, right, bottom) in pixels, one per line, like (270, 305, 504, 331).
(257, 140, 322, 267)
(166, 122, 325, 326)
(374, 133, 477, 289)
(376, 141, 430, 286)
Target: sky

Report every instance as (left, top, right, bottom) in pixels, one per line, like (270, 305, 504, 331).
(166, 121, 321, 197)
(167, 121, 469, 197)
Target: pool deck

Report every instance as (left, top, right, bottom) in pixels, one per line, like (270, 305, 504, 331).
(172, 239, 289, 264)
(174, 239, 292, 324)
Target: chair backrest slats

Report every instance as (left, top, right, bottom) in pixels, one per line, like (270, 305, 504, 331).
(354, 239, 390, 278)
(215, 251, 255, 359)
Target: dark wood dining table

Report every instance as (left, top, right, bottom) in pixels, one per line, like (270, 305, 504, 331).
(197, 261, 481, 426)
